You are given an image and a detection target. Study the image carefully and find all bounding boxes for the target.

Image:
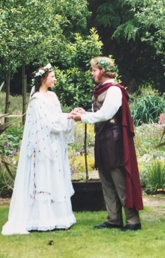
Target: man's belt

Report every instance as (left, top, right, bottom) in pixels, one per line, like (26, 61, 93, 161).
(109, 118, 115, 123)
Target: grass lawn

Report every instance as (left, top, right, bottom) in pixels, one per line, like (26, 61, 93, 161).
(1, 205, 165, 258)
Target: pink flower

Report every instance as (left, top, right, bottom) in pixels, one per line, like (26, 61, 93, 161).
(159, 113, 165, 125)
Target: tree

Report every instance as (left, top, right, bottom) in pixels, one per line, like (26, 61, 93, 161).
(88, 0, 165, 93)
(127, 0, 165, 56)
(123, 0, 165, 92)
(0, 0, 100, 177)
(0, 0, 90, 122)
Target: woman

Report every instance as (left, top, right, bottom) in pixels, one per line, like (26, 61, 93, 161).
(2, 64, 76, 235)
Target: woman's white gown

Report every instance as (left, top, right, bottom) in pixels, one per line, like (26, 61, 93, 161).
(2, 91, 76, 235)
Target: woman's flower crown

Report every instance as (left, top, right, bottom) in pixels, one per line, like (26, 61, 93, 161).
(96, 60, 119, 73)
(31, 63, 54, 87)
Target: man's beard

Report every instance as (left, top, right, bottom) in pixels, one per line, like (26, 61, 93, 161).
(96, 73, 102, 83)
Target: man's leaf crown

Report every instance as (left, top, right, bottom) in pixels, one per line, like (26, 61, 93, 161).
(96, 60, 119, 73)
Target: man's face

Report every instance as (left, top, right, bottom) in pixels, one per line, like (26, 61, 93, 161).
(91, 65, 103, 83)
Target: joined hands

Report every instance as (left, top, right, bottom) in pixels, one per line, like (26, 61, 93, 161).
(67, 107, 86, 121)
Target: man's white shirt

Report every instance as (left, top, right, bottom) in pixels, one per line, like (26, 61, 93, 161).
(81, 79, 122, 124)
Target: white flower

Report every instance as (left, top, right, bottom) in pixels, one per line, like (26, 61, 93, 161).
(35, 70, 44, 77)
(35, 72, 40, 77)
(45, 63, 51, 69)
(38, 69, 44, 73)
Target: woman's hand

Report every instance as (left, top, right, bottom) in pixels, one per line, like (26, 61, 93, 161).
(67, 108, 84, 120)
(73, 107, 86, 114)
(67, 110, 81, 119)
(67, 112, 73, 119)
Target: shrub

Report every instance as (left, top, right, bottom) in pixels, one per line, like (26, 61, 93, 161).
(0, 116, 20, 192)
(70, 122, 95, 153)
(134, 123, 163, 157)
(69, 152, 95, 174)
(54, 29, 103, 111)
(134, 123, 165, 189)
(68, 122, 95, 175)
(74, 154, 95, 172)
(143, 160, 165, 193)
(130, 94, 165, 126)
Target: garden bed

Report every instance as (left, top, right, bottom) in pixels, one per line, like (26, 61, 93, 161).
(143, 189, 165, 195)
(0, 189, 12, 198)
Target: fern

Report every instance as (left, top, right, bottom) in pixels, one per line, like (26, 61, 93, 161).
(96, 2, 120, 28)
(113, 19, 139, 41)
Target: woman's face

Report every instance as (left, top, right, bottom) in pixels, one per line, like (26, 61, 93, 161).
(44, 71, 56, 88)
(91, 65, 103, 83)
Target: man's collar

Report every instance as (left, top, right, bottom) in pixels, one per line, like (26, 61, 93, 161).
(102, 79, 115, 85)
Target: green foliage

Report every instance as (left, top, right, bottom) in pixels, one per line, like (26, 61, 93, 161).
(134, 123, 163, 157)
(0, 126, 23, 154)
(131, 0, 165, 55)
(55, 67, 94, 110)
(94, 0, 165, 92)
(54, 29, 103, 110)
(96, 0, 139, 40)
(121, 0, 165, 90)
(0, 0, 90, 76)
(134, 123, 165, 189)
(0, 92, 30, 115)
(143, 160, 165, 193)
(52, 0, 90, 37)
(70, 122, 94, 153)
(96, 2, 122, 28)
(0, 116, 20, 192)
(56, 29, 103, 70)
(68, 122, 95, 174)
(130, 94, 165, 126)
(61, 105, 72, 113)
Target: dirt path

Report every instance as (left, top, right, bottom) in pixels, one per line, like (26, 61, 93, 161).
(143, 195, 165, 208)
(1, 195, 165, 208)
(0, 198, 10, 206)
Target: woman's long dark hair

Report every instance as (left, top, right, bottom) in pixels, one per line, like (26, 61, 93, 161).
(31, 67, 53, 97)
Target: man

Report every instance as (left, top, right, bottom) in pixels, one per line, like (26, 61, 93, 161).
(72, 56, 143, 231)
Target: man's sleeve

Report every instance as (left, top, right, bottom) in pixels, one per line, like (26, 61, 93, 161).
(81, 86, 122, 124)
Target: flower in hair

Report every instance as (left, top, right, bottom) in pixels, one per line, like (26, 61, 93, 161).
(31, 63, 54, 87)
(45, 63, 51, 69)
(35, 69, 44, 77)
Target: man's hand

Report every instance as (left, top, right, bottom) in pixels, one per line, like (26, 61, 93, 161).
(69, 111, 82, 121)
(67, 111, 82, 121)
(72, 114, 82, 121)
(73, 107, 86, 114)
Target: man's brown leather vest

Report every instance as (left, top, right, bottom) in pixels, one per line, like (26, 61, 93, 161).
(92, 90, 122, 134)
(92, 90, 124, 169)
